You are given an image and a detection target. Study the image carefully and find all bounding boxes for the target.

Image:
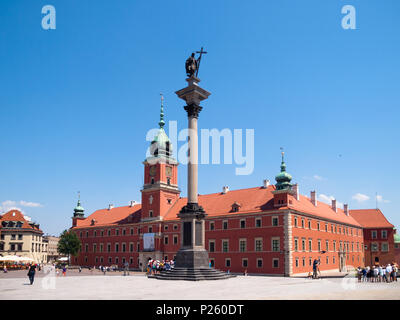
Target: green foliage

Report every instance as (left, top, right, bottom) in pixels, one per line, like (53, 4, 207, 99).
(58, 230, 81, 257)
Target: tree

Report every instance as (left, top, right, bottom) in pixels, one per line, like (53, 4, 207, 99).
(58, 230, 81, 264)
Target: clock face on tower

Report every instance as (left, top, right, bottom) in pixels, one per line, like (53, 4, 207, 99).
(149, 166, 156, 176)
(166, 166, 172, 177)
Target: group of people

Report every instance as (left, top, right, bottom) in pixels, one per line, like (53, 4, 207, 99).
(357, 264, 398, 283)
(146, 259, 174, 275)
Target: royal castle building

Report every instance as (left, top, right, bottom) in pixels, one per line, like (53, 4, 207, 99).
(69, 103, 396, 276)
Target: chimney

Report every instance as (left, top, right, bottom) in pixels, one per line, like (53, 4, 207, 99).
(129, 200, 137, 207)
(311, 191, 317, 206)
(108, 204, 114, 210)
(292, 184, 299, 201)
(331, 199, 337, 212)
(344, 204, 349, 216)
(263, 179, 270, 188)
(222, 186, 229, 194)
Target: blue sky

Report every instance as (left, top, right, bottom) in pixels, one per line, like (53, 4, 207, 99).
(0, 0, 399, 235)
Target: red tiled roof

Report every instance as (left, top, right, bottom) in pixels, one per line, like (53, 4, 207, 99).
(290, 194, 361, 227)
(163, 186, 361, 227)
(74, 204, 142, 228)
(349, 209, 394, 229)
(0, 210, 43, 232)
(73, 186, 363, 228)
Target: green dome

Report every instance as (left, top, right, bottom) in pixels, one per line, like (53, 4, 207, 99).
(73, 200, 85, 217)
(394, 232, 400, 243)
(275, 152, 292, 190)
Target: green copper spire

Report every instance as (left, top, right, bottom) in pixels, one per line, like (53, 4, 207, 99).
(73, 191, 85, 218)
(159, 93, 165, 129)
(275, 149, 292, 190)
(149, 94, 174, 159)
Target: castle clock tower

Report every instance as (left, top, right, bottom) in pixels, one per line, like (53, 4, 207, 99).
(141, 95, 180, 221)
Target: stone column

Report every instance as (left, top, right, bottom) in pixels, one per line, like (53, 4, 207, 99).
(174, 76, 211, 269)
(188, 115, 198, 204)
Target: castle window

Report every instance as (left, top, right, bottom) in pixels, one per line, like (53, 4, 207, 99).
(272, 217, 278, 226)
(151, 178, 155, 185)
(240, 219, 246, 229)
(167, 199, 172, 204)
(149, 226, 153, 233)
(223, 220, 228, 230)
(167, 178, 171, 185)
(256, 218, 262, 228)
(209, 240, 215, 252)
(149, 210, 153, 218)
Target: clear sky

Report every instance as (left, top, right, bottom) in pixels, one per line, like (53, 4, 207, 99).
(1, 0, 399, 235)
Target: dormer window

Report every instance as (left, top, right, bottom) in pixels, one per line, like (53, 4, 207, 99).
(231, 202, 241, 212)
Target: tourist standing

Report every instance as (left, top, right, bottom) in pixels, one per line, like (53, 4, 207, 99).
(27, 264, 36, 285)
(357, 267, 362, 282)
(386, 264, 392, 283)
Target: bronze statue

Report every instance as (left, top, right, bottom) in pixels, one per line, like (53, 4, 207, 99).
(185, 53, 197, 78)
(185, 47, 207, 78)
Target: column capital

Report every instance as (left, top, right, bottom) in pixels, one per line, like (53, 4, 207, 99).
(184, 103, 203, 119)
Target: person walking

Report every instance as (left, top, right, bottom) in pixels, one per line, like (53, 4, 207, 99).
(393, 264, 398, 282)
(62, 266, 67, 277)
(27, 264, 36, 285)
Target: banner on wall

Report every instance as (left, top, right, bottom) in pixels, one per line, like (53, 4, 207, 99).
(143, 233, 155, 251)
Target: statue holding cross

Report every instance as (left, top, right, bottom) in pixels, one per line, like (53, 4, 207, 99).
(185, 47, 207, 78)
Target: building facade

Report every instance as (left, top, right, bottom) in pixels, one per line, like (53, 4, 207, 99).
(349, 209, 396, 266)
(43, 235, 60, 263)
(69, 107, 370, 276)
(0, 210, 47, 263)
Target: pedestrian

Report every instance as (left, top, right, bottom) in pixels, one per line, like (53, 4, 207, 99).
(393, 264, 398, 282)
(386, 264, 392, 283)
(373, 266, 379, 282)
(123, 262, 129, 276)
(62, 266, 67, 276)
(27, 264, 36, 285)
(356, 267, 362, 282)
(3, 265, 7, 273)
(312, 259, 320, 279)
(362, 267, 367, 282)
(79, 266, 82, 273)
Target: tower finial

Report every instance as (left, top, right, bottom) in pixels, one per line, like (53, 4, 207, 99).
(159, 93, 165, 128)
